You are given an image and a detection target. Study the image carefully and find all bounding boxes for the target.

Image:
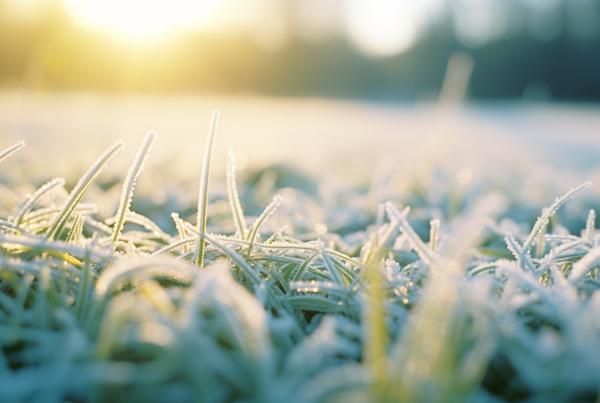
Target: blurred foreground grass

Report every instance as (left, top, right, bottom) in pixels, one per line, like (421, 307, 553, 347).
(1, 98, 600, 402)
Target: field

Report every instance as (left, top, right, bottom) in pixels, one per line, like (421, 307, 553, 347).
(1, 92, 600, 402)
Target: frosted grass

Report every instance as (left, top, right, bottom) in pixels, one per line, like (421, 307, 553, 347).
(1, 118, 600, 403)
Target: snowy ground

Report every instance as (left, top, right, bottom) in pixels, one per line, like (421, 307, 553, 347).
(1, 90, 599, 233)
(3, 92, 600, 403)
(1, 91, 599, 182)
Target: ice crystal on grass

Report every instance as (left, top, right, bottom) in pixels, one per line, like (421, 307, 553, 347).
(14, 178, 66, 226)
(111, 131, 157, 250)
(2, 113, 600, 403)
(227, 147, 247, 239)
(195, 110, 220, 267)
(246, 195, 283, 259)
(0, 141, 25, 163)
(46, 140, 124, 241)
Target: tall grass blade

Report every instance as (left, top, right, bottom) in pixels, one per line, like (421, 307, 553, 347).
(111, 131, 157, 250)
(227, 147, 247, 238)
(195, 110, 220, 267)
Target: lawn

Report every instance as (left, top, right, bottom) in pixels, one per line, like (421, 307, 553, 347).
(1, 96, 600, 403)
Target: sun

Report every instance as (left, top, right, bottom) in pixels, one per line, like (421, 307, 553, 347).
(62, 0, 223, 43)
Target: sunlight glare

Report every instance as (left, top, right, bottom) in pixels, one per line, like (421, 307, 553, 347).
(344, 0, 443, 57)
(62, 0, 222, 42)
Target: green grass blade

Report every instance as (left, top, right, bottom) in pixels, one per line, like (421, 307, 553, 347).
(364, 255, 389, 402)
(46, 140, 124, 241)
(75, 246, 92, 321)
(292, 251, 319, 281)
(195, 110, 220, 267)
(523, 181, 591, 253)
(318, 239, 345, 286)
(200, 232, 294, 316)
(111, 131, 157, 250)
(385, 203, 439, 267)
(172, 212, 190, 253)
(152, 237, 199, 256)
(15, 177, 66, 226)
(245, 195, 283, 259)
(227, 147, 247, 238)
(66, 213, 85, 247)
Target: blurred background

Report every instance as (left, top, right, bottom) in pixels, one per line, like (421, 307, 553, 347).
(1, 0, 599, 100)
(1, 0, 600, 233)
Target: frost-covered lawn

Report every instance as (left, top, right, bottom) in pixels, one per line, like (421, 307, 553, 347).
(1, 95, 600, 402)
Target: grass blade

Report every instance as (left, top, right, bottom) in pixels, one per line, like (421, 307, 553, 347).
(172, 212, 190, 253)
(0, 219, 31, 235)
(111, 131, 157, 250)
(364, 256, 389, 402)
(245, 195, 283, 259)
(15, 177, 66, 226)
(66, 213, 85, 247)
(0, 141, 25, 163)
(227, 147, 247, 238)
(195, 110, 220, 267)
(46, 140, 125, 241)
(385, 203, 439, 266)
(318, 239, 345, 286)
(75, 246, 92, 321)
(523, 181, 591, 253)
(292, 251, 319, 281)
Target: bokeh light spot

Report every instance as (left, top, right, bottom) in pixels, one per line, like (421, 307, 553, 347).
(315, 223, 328, 234)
